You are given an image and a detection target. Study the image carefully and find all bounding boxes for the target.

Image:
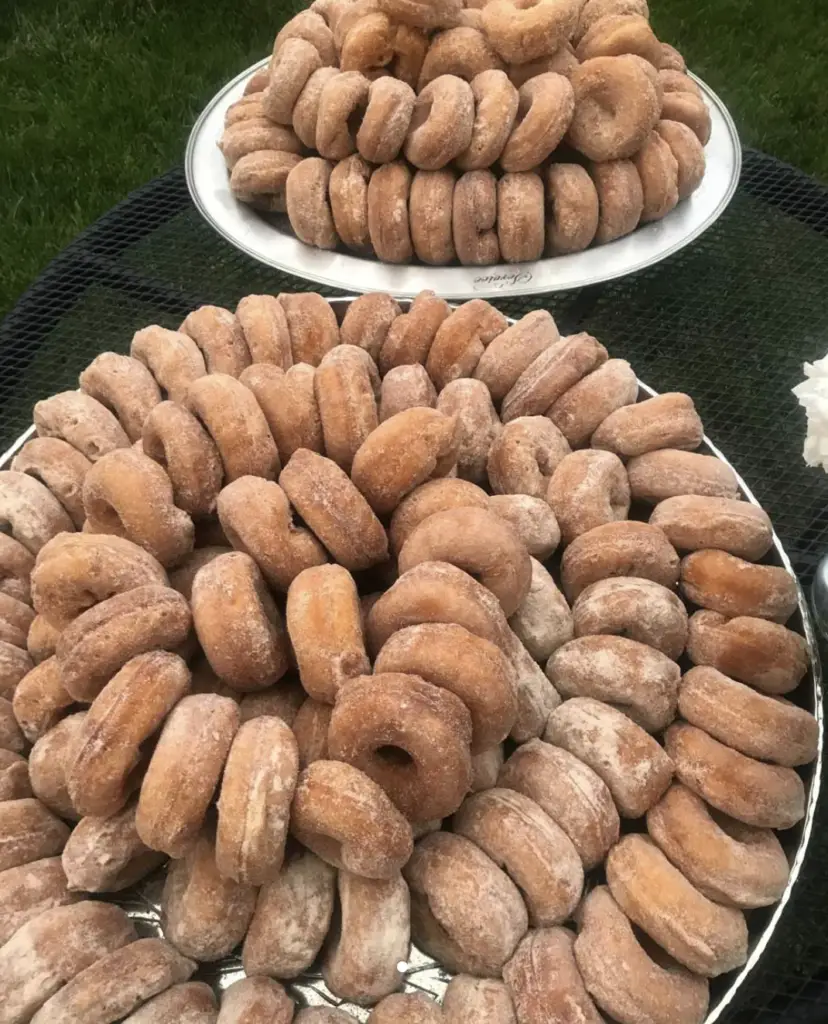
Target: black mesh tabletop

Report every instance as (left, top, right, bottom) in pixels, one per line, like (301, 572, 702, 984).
(2, 148, 828, 1022)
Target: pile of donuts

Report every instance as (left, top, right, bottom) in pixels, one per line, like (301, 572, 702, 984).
(217, 0, 709, 264)
(0, 288, 816, 1024)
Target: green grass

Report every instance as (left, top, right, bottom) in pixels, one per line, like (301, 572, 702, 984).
(1, 0, 826, 320)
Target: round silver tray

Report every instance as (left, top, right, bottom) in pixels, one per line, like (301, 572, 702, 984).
(1, 297, 818, 1022)
(186, 60, 742, 300)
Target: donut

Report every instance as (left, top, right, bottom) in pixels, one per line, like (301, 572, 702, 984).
(217, 978, 294, 1024)
(242, 848, 336, 978)
(122, 983, 217, 1022)
(160, 826, 256, 960)
(658, 41, 686, 70)
(27, 713, 85, 819)
(501, 73, 574, 171)
(473, 311, 557, 403)
(0, 535, 35, 606)
(286, 157, 339, 250)
(498, 172, 546, 263)
(606, 833, 748, 977)
(572, 576, 688, 659)
(470, 744, 505, 794)
(24, 616, 57, 666)
(240, 364, 324, 463)
(452, 170, 500, 265)
(235, 295, 293, 370)
(291, 759, 413, 877)
(378, 289, 451, 374)
(680, 549, 798, 623)
(357, 77, 416, 164)
(322, 871, 410, 1004)
(650, 495, 773, 562)
(274, 9, 338, 65)
(280, 449, 389, 570)
(369, 994, 443, 1023)
(647, 783, 790, 910)
(655, 119, 706, 198)
(215, 716, 299, 885)
(404, 75, 475, 170)
(561, 520, 680, 599)
(130, 325, 207, 405)
(67, 651, 190, 818)
(377, 0, 463, 31)
(489, 495, 561, 560)
(504, 927, 604, 1024)
(328, 0, 381, 47)
(56, 584, 190, 702)
(548, 357, 638, 446)
(293, 698, 333, 768)
(328, 672, 473, 820)
(410, 169, 457, 265)
(456, 71, 518, 173)
(0, 471, 74, 556)
(264, 38, 324, 124)
(230, 150, 303, 212)
(0, 593, 34, 650)
(32, 532, 167, 631)
(238, 675, 305, 726)
(279, 293, 341, 366)
(508, 556, 571, 660)
(632, 129, 679, 223)
(0, 642, 33, 701)
(454, 787, 583, 925)
(389, 478, 490, 555)
(33, 391, 129, 462)
(0, 856, 78, 946)
(665, 722, 806, 830)
(380, 365, 438, 421)
(686, 609, 807, 695)
(487, 417, 572, 497)
(576, 13, 661, 63)
(418, 27, 504, 89)
(219, 118, 303, 169)
(545, 696, 673, 817)
(547, 449, 630, 543)
(590, 158, 644, 243)
(481, 0, 580, 64)
(543, 163, 600, 255)
(11, 438, 90, 530)
(575, 0, 649, 40)
(192, 551, 290, 691)
(567, 55, 659, 160)
(660, 91, 711, 144)
(547, 634, 680, 731)
(77, 352, 161, 445)
(0, 694, 25, 752)
(140, 403, 222, 518)
(628, 448, 739, 503)
(339, 12, 394, 75)
(315, 346, 379, 470)
(225, 93, 267, 125)
(436, 379, 500, 483)
(81, 449, 194, 567)
(574, 885, 709, 1024)
(508, 44, 580, 86)
(403, 830, 528, 975)
(374, 622, 516, 750)
(507, 628, 562, 741)
(442, 977, 516, 1024)
(0, 798, 70, 873)
(340, 293, 402, 360)
(293, 66, 341, 148)
(426, 300, 508, 391)
(502, 333, 608, 422)
(0, 749, 31, 802)
(367, 161, 414, 263)
(316, 71, 371, 160)
(179, 306, 251, 379)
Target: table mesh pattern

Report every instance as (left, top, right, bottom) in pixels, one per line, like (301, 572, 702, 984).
(2, 148, 828, 1023)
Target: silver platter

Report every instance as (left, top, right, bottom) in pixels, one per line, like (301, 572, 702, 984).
(1, 297, 819, 1022)
(185, 61, 742, 300)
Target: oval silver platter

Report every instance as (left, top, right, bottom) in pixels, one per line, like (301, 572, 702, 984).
(185, 60, 742, 300)
(0, 296, 818, 1023)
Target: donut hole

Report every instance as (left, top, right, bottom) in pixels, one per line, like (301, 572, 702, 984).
(374, 744, 415, 768)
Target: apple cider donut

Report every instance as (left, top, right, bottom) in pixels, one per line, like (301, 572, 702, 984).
(180, 305, 251, 379)
(651, 494, 773, 561)
(293, 697, 333, 767)
(316, 71, 371, 160)
(215, 716, 299, 884)
(508, 555, 571, 660)
(357, 77, 416, 164)
(576, 13, 660, 63)
(0, 748, 31, 801)
(505, 927, 603, 1024)
(502, 333, 609, 422)
(378, 289, 451, 374)
(0, 534, 34, 605)
(635, 128, 680, 221)
(0, 695, 25, 752)
(470, 745, 505, 793)
(374, 622, 516, 750)
(436, 379, 500, 483)
(11, 438, 90, 530)
(547, 634, 680, 731)
(192, 551, 290, 691)
(0, 642, 32, 700)
(490, 495, 560, 561)
(498, 171, 546, 263)
(315, 345, 379, 471)
(338, 12, 393, 76)
(329, 672, 473, 820)
(218, 119, 303, 169)
(130, 325, 207, 405)
(141, 402, 222, 518)
(0, 471, 74, 556)
(78, 352, 161, 443)
(628, 448, 740, 503)
(456, 71, 518, 172)
(264, 38, 324, 124)
(286, 157, 339, 250)
(26, 616, 58, 669)
(452, 170, 499, 265)
(0, 594, 33, 652)
(68, 651, 190, 818)
(544, 162, 600, 255)
(590, 157, 644, 243)
(482, 0, 579, 64)
(278, 292, 340, 366)
(656, 118, 706, 198)
(124, 983, 218, 1022)
(546, 696, 673, 817)
(548, 357, 638, 446)
(418, 27, 504, 90)
(680, 549, 798, 623)
(0, 797, 70, 873)
(567, 55, 659, 160)
(235, 295, 293, 369)
(328, 155, 371, 252)
(404, 75, 474, 170)
(426, 300, 507, 391)
(454, 788, 583, 926)
(594, 392, 703, 455)
(367, 161, 414, 263)
(340, 293, 401, 361)
(280, 449, 389, 569)
(487, 417, 571, 498)
(240, 365, 323, 465)
(606, 833, 748, 977)
(238, 675, 305, 725)
(389, 478, 489, 555)
(34, 390, 130, 462)
(399, 506, 532, 616)
(474, 311, 559, 403)
(380, 364, 437, 421)
(32, 532, 167, 631)
(293, 66, 340, 148)
(225, 93, 267, 125)
(274, 9, 338, 65)
(405, 830, 527, 976)
(410, 169, 457, 265)
(230, 150, 303, 213)
(82, 448, 194, 567)
(378, 0, 463, 30)
(547, 449, 630, 544)
(665, 722, 806, 830)
(0, 855, 78, 945)
(215, 978, 295, 1024)
(443, 977, 516, 1024)
(575, 0, 649, 38)
(501, 73, 574, 171)
(572, 576, 688, 658)
(661, 90, 711, 145)
(575, 885, 710, 1024)
(369, 994, 442, 1024)
(647, 783, 790, 910)
(561, 520, 680, 599)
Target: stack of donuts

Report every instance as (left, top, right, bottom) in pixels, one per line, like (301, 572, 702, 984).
(217, 0, 709, 265)
(0, 289, 816, 1024)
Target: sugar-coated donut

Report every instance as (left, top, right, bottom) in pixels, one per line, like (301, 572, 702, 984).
(28, 712, 85, 818)
(635, 129, 680, 222)
(34, 390, 129, 462)
(180, 305, 251, 379)
(680, 549, 798, 623)
(410, 169, 457, 265)
(628, 447, 740, 503)
(548, 357, 638, 446)
(590, 158, 644, 243)
(378, 0, 463, 31)
(10, 439, 87, 531)
(547, 449, 630, 544)
(79, 352, 161, 443)
(0, 592, 34, 650)
(647, 783, 790, 909)
(379, 289, 451, 374)
(665, 722, 806, 830)
(487, 417, 571, 497)
(418, 27, 503, 90)
(572, 576, 688, 659)
(274, 9, 338, 65)
(651, 495, 773, 560)
(141, 402, 222, 518)
(293, 66, 341, 148)
(240, 363, 324, 463)
(130, 325, 207, 405)
(567, 55, 659, 160)
(508, 556, 571, 660)
(226, 94, 266, 125)
(426, 299, 508, 391)
(508, 44, 580, 87)
(122, 983, 218, 1022)
(490, 496, 561, 560)
(606, 833, 748, 977)
(329, 672, 473, 820)
(367, 161, 414, 263)
(0, 534, 35, 606)
(293, 698, 333, 768)
(502, 333, 608, 422)
(236, 294, 293, 369)
(561, 520, 680, 599)
(544, 163, 600, 255)
(323, 870, 410, 1005)
(341, 293, 402, 360)
(279, 292, 341, 366)
(230, 150, 304, 213)
(338, 12, 393, 75)
(497, 171, 545, 263)
(504, 927, 603, 1024)
(475, 310, 559, 403)
(0, 642, 33, 700)
(501, 73, 574, 172)
(26, 615, 59, 665)
(280, 449, 389, 570)
(575, 885, 709, 1024)
(218, 977, 294, 1024)
(389, 479, 489, 555)
(13, 656, 73, 742)
(0, 856, 77, 946)
(286, 157, 339, 251)
(0, 695, 25, 752)
(381, 364, 438, 421)
(0, 748, 32, 802)
(264, 38, 324, 124)
(404, 830, 528, 975)
(457, 71, 518, 173)
(576, 12, 661, 63)
(655, 119, 706, 198)
(545, 696, 673, 817)
(686, 609, 807, 695)
(0, 471, 74, 557)
(0, 798, 70, 874)
(660, 91, 711, 144)
(296, 1011, 359, 1024)
(576, 0, 649, 40)
(436, 378, 500, 483)
(239, 677, 306, 727)
(658, 40, 686, 70)
(482, 0, 580, 64)
(357, 77, 416, 164)
(369, 993, 443, 1024)
(471, 744, 505, 793)
(317, 71, 371, 160)
(442, 976, 516, 1024)
(405, 75, 475, 170)
(315, 345, 379, 471)
(507, 628, 562, 742)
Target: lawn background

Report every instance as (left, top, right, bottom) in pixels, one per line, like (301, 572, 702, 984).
(1, 0, 826, 319)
